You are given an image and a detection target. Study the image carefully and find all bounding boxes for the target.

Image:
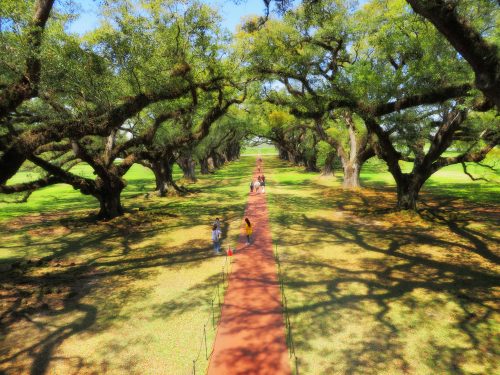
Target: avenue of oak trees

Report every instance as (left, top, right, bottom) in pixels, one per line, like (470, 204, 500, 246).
(243, 0, 498, 209)
(0, 0, 251, 218)
(0, 0, 498, 217)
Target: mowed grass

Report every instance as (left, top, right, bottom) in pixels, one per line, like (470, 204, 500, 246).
(0, 157, 255, 375)
(241, 144, 278, 156)
(0, 163, 177, 221)
(265, 156, 499, 375)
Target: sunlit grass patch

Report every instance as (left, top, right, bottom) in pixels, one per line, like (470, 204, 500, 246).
(265, 156, 499, 375)
(0, 156, 255, 375)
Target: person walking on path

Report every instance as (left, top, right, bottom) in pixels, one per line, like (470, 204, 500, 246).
(260, 175, 266, 193)
(212, 224, 221, 254)
(245, 218, 252, 245)
(254, 179, 260, 194)
(213, 218, 222, 249)
(207, 157, 291, 375)
(250, 179, 254, 193)
(213, 217, 221, 231)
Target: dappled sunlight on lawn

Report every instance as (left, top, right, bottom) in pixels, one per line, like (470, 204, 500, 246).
(266, 157, 499, 375)
(0, 157, 255, 375)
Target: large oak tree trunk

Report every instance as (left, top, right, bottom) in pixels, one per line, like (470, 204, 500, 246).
(95, 177, 125, 219)
(210, 151, 220, 169)
(278, 146, 289, 161)
(177, 155, 197, 182)
(152, 163, 167, 197)
(321, 151, 337, 176)
(200, 157, 210, 174)
(342, 161, 361, 188)
(225, 142, 240, 161)
(151, 158, 179, 196)
(287, 150, 302, 165)
(97, 190, 123, 220)
(305, 153, 319, 172)
(207, 157, 215, 170)
(395, 173, 426, 210)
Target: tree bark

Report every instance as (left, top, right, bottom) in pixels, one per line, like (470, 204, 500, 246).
(97, 190, 123, 219)
(0, 0, 56, 118)
(140, 156, 180, 197)
(210, 151, 226, 169)
(406, 0, 500, 108)
(207, 157, 215, 170)
(395, 174, 426, 210)
(94, 176, 125, 219)
(225, 142, 241, 161)
(278, 145, 289, 161)
(200, 157, 210, 174)
(321, 151, 336, 176)
(342, 161, 361, 188)
(177, 155, 197, 182)
(149, 157, 179, 196)
(304, 153, 319, 172)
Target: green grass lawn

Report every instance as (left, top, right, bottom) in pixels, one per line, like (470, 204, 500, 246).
(0, 163, 184, 221)
(265, 156, 499, 375)
(360, 154, 499, 204)
(241, 144, 278, 156)
(0, 157, 255, 375)
(1, 153, 499, 375)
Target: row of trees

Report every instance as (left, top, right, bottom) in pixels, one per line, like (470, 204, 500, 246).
(243, 0, 498, 209)
(0, 0, 253, 218)
(0, 0, 498, 216)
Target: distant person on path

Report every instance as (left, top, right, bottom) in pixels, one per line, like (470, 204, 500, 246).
(250, 179, 254, 193)
(254, 179, 260, 194)
(213, 217, 221, 231)
(212, 224, 221, 254)
(257, 176, 262, 193)
(245, 218, 252, 245)
(260, 175, 266, 193)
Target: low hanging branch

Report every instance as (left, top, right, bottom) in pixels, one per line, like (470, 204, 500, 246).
(461, 162, 488, 182)
(0, 0, 56, 118)
(406, 0, 500, 109)
(0, 175, 61, 194)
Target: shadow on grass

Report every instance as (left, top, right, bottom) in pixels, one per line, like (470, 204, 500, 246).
(0, 157, 257, 374)
(266, 157, 499, 374)
(0, 231, 215, 374)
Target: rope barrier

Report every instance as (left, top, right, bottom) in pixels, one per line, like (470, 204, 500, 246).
(189, 159, 266, 373)
(188, 251, 233, 374)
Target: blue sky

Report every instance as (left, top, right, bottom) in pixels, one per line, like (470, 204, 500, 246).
(67, 0, 368, 35)
(67, 0, 277, 35)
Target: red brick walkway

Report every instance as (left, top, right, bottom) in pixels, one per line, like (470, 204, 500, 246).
(207, 158, 291, 375)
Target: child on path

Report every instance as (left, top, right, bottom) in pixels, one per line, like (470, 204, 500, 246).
(245, 218, 252, 245)
(212, 224, 221, 254)
(213, 217, 221, 231)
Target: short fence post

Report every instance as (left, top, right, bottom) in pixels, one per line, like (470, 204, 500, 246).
(204, 324, 208, 359)
(217, 284, 221, 309)
(211, 299, 215, 328)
